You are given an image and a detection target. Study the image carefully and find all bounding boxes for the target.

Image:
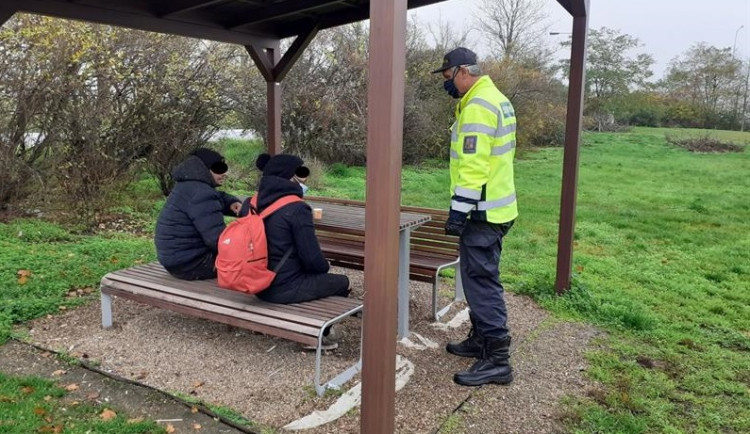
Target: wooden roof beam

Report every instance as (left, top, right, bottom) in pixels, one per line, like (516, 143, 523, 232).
(273, 23, 319, 81)
(6, 0, 278, 47)
(245, 23, 318, 82)
(556, 0, 588, 17)
(228, 0, 350, 29)
(156, 0, 230, 18)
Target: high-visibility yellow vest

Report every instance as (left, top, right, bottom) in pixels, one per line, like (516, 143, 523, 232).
(449, 75, 518, 224)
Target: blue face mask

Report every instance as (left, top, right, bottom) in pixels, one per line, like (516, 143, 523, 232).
(443, 78, 460, 99)
(298, 182, 309, 196)
(443, 67, 461, 99)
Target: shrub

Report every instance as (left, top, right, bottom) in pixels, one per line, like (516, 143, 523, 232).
(665, 134, 745, 153)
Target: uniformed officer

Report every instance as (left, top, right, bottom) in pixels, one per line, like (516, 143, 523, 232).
(433, 47, 518, 386)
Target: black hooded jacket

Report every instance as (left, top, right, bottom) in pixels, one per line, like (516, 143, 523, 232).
(154, 156, 239, 269)
(241, 175, 330, 289)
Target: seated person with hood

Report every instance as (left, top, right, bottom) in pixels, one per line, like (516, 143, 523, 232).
(155, 148, 241, 280)
(241, 153, 350, 306)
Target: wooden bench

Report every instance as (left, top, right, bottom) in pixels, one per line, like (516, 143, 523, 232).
(307, 196, 464, 320)
(100, 262, 362, 396)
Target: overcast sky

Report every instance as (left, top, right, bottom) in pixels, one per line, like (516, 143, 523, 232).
(408, 0, 750, 79)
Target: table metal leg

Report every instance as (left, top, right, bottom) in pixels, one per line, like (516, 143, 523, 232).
(101, 292, 113, 328)
(397, 228, 411, 339)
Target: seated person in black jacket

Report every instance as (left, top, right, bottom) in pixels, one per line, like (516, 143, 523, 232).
(241, 153, 350, 305)
(155, 148, 241, 280)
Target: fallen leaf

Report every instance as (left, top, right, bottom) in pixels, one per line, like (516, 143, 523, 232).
(192, 381, 204, 388)
(127, 417, 145, 424)
(193, 423, 202, 430)
(100, 409, 117, 421)
(58, 306, 67, 311)
(51, 370, 66, 376)
(86, 392, 100, 400)
(20, 386, 34, 394)
(33, 407, 46, 416)
(165, 424, 176, 433)
(43, 395, 52, 401)
(135, 371, 148, 380)
(41, 352, 52, 358)
(17, 270, 31, 284)
(64, 384, 79, 391)
(190, 406, 199, 414)
(70, 400, 80, 406)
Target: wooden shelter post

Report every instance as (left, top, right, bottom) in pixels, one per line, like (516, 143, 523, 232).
(246, 43, 282, 155)
(246, 25, 318, 156)
(555, 1, 589, 293)
(360, 0, 407, 432)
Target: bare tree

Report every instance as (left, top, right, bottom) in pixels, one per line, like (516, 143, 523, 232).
(476, 0, 550, 61)
(424, 15, 472, 53)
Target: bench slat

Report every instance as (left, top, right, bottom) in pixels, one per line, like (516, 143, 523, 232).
(102, 280, 324, 338)
(109, 266, 362, 320)
(120, 267, 352, 319)
(103, 285, 321, 346)
(105, 272, 335, 326)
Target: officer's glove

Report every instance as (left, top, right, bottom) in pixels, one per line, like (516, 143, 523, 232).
(444, 210, 467, 236)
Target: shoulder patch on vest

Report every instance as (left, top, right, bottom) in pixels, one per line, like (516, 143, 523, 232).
(463, 136, 477, 154)
(501, 102, 515, 118)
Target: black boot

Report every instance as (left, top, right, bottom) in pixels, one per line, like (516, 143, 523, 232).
(446, 313, 483, 358)
(453, 336, 513, 386)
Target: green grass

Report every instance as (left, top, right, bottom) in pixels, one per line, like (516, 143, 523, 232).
(0, 220, 154, 342)
(0, 373, 164, 433)
(1, 129, 749, 432)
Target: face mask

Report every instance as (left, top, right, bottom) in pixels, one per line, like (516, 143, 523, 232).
(298, 181, 309, 196)
(443, 78, 460, 99)
(443, 67, 461, 99)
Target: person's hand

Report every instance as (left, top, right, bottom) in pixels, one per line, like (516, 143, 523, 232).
(230, 201, 242, 216)
(444, 210, 467, 236)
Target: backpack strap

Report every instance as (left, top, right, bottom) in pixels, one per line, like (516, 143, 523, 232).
(249, 195, 303, 219)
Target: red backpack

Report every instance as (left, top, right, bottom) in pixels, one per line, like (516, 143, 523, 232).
(216, 195, 301, 294)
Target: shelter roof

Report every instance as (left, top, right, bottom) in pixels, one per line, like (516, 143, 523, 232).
(8, 0, 448, 46)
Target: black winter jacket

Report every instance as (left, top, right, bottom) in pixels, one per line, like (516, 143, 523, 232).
(240, 175, 329, 289)
(154, 156, 239, 269)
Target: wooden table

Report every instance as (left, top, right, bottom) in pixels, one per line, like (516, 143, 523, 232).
(307, 201, 431, 338)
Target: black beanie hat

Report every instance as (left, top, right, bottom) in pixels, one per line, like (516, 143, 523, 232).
(255, 153, 310, 179)
(192, 148, 228, 174)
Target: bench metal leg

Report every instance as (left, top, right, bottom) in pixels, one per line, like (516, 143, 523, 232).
(313, 308, 364, 397)
(397, 228, 411, 339)
(101, 292, 113, 328)
(433, 258, 462, 321)
(455, 261, 465, 302)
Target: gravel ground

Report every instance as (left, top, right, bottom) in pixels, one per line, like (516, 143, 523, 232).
(21, 267, 601, 433)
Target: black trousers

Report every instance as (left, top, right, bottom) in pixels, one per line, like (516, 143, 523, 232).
(258, 273, 351, 304)
(165, 251, 217, 281)
(459, 219, 514, 340)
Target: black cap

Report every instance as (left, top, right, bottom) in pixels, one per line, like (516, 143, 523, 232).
(431, 47, 478, 73)
(255, 153, 310, 179)
(192, 148, 228, 174)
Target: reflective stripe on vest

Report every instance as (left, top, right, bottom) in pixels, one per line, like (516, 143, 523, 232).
(476, 192, 517, 211)
(451, 200, 475, 213)
(491, 141, 516, 156)
(454, 186, 482, 200)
